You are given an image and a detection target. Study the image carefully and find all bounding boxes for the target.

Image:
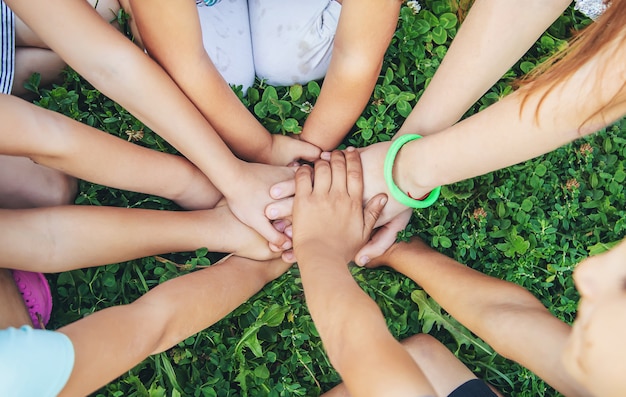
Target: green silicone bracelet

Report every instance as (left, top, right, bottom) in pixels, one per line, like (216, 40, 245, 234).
(384, 134, 441, 209)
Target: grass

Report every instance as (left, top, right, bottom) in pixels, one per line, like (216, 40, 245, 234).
(29, 1, 625, 396)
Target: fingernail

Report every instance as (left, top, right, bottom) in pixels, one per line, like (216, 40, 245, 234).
(269, 208, 278, 219)
(321, 152, 331, 161)
(282, 241, 292, 250)
(360, 256, 370, 266)
(274, 220, 285, 232)
(346, 146, 355, 152)
(269, 243, 280, 252)
(380, 196, 388, 205)
(271, 187, 282, 197)
(285, 227, 293, 238)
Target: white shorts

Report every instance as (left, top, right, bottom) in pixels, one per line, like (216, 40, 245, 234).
(0, 0, 15, 94)
(196, 0, 341, 90)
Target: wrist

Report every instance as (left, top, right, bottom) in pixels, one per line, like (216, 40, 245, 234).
(254, 134, 276, 165)
(296, 249, 351, 270)
(218, 159, 248, 198)
(384, 135, 441, 209)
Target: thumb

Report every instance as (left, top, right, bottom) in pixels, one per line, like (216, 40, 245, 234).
(356, 209, 412, 266)
(363, 194, 388, 237)
(295, 140, 322, 162)
(257, 220, 292, 252)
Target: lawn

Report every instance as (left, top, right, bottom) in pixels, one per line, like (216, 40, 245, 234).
(29, 1, 626, 396)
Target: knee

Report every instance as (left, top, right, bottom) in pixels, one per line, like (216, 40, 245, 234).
(401, 334, 448, 362)
(24, 172, 77, 208)
(0, 172, 77, 209)
(43, 173, 78, 207)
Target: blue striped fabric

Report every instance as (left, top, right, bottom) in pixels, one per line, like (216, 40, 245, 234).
(0, 0, 15, 94)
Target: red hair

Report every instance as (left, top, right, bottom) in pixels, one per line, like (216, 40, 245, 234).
(519, 1, 626, 124)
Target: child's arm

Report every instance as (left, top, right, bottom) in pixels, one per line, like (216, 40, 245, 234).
(298, 0, 402, 151)
(6, 0, 294, 249)
(266, 0, 578, 261)
(397, 0, 572, 137)
(0, 94, 221, 210)
(292, 150, 436, 397)
(125, 0, 321, 166)
(57, 256, 291, 397)
(359, 30, 626, 226)
(352, 0, 573, 263)
(0, 202, 279, 272)
(371, 239, 590, 397)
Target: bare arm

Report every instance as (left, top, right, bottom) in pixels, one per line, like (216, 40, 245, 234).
(372, 239, 591, 397)
(292, 150, 434, 396)
(299, 0, 402, 151)
(58, 256, 291, 397)
(359, 31, 626, 227)
(397, 0, 573, 137)
(394, 35, 626, 197)
(126, 0, 320, 165)
(0, 94, 221, 209)
(0, 202, 278, 272)
(6, 0, 295, 248)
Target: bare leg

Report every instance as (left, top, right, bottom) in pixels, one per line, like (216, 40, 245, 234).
(322, 334, 485, 397)
(12, 0, 121, 96)
(0, 268, 32, 328)
(0, 156, 76, 329)
(0, 155, 76, 209)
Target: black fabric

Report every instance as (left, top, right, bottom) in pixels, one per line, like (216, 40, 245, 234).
(447, 379, 499, 397)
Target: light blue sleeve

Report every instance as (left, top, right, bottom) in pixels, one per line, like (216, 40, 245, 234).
(0, 326, 75, 397)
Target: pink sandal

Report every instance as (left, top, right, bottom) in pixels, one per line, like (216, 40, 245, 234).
(12, 270, 53, 329)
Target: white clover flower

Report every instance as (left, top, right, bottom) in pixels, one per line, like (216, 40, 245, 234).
(574, 0, 608, 20)
(407, 0, 421, 15)
(299, 101, 313, 114)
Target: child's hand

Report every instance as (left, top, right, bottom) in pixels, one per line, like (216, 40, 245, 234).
(365, 237, 437, 270)
(207, 201, 283, 261)
(266, 141, 416, 266)
(292, 148, 388, 265)
(261, 134, 321, 166)
(222, 162, 298, 252)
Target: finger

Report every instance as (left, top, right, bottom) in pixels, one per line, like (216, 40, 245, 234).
(281, 249, 296, 264)
(284, 224, 293, 239)
(269, 242, 282, 252)
(363, 193, 388, 237)
(272, 218, 292, 233)
(294, 165, 314, 198)
(257, 220, 292, 251)
(266, 197, 294, 220)
(355, 209, 412, 266)
(313, 158, 332, 193)
(297, 140, 323, 162)
(343, 146, 363, 199)
(272, 219, 287, 233)
(270, 179, 296, 200)
(329, 150, 348, 193)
